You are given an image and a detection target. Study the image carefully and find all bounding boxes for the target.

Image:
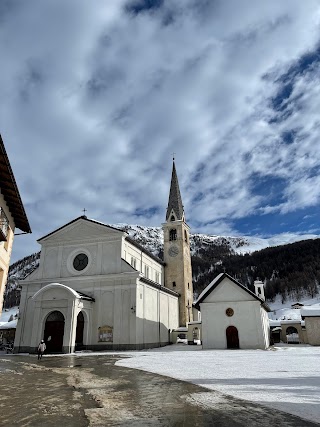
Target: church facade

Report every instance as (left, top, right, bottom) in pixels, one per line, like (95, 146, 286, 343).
(14, 161, 193, 353)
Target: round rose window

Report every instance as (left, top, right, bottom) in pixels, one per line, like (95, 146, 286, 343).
(226, 308, 234, 317)
(73, 253, 88, 271)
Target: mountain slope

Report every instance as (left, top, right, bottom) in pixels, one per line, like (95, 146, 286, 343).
(3, 225, 320, 309)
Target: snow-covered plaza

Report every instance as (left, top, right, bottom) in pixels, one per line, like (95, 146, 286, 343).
(115, 344, 320, 424)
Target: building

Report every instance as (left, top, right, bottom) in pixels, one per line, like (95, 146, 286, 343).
(194, 273, 271, 349)
(300, 307, 320, 345)
(14, 160, 193, 353)
(269, 306, 320, 346)
(14, 158, 279, 353)
(0, 135, 31, 318)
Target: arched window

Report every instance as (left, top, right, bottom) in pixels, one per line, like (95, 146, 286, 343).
(169, 229, 177, 241)
(46, 311, 64, 322)
(170, 215, 175, 221)
(184, 230, 188, 243)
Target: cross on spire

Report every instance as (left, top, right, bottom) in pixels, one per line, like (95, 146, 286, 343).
(82, 208, 87, 217)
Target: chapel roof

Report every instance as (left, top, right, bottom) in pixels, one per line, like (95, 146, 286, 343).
(194, 272, 271, 312)
(166, 160, 184, 221)
(0, 134, 31, 233)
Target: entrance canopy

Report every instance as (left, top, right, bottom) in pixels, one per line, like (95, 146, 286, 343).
(32, 283, 95, 302)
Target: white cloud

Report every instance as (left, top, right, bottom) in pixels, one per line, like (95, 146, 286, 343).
(1, 1, 320, 261)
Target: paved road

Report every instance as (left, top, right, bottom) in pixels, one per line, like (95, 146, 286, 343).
(0, 354, 318, 426)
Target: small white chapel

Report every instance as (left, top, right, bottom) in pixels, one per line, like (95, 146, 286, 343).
(14, 161, 270, 353)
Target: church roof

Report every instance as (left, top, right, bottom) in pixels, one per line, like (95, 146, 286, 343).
(77, 291, 95, 302)
(38, 216, 165, 266)
(38, 216, 124, 242)
(194, 272, 271, 312)
(140, 276, 180, 297)
(166, 160, 184, 221)
(125, 236, 165, 265)
(0, 135, 31, 233)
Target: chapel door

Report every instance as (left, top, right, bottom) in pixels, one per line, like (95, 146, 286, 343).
(226, 326, 239, 349)
(75, 311, 85, 349)
(44, 311, 65, 353)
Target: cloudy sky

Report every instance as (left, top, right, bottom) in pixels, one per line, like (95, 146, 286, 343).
(1, 0, 320, 262)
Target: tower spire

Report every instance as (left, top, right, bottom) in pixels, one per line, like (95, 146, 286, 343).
(166, 160, 184, 221)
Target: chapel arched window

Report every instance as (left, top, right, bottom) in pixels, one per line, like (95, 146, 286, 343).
(170, 215, 175, 221)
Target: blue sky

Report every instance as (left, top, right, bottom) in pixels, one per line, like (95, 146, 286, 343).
(1, 0, 320, 262)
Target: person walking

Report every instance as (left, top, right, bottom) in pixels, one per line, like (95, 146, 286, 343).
(37, 340, 46, 360)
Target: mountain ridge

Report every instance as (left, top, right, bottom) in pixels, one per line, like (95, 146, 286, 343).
(4, 224, 320, 309)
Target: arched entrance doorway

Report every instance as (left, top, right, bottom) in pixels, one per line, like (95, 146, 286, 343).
(75, 311, 85, 350)
(226, 326, 239, 349)
(286, 326, 299, 343)
(44, 311, 65, 353)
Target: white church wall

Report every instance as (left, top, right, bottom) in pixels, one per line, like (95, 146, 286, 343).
(123, 240, 163, 285)
(101, 240, 123, 274)
(201, 300, 268, 350)
(260, 306, 270, 348)
(123, 241, 141, 270)
(38, 238, 124, 280)
(135, 281, 179, 346)
(14, 286, 36, 351)
(100, 290, 115, 327)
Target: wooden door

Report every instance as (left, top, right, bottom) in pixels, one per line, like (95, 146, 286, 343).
(226, 326, 239, 349)
(75, 311, 84, 349)
(44, 311, 65, 353)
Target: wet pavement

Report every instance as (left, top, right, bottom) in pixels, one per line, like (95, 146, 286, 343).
(0, 354, 318, 426)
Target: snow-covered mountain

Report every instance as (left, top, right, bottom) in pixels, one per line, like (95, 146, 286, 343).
(4, 224, 320, 309)
(115, 224, 320, 257)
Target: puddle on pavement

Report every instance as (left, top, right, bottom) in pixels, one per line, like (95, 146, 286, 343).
(0, 355, 318, 427)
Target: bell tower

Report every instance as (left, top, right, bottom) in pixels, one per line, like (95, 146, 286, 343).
(163, 160, 193, 326)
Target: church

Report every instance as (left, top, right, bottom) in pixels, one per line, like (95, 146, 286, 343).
(14, 161, 270, 353)
(14, 161, 194, 353)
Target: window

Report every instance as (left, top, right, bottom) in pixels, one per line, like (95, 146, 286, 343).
(73, 253, 89, 271)
(226, 308, 234, 317)
(144, 265, 149, 278)
(169, 229, 177, 241)
(188, 283, 189, 289)
(131, 256, 137, 269)
(155, 271, 160, 283)
(170, 215, 175, 221)
(172, 281, 176, 287)
(184, 230, 188, 243)
(0, 208, 9, 242)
